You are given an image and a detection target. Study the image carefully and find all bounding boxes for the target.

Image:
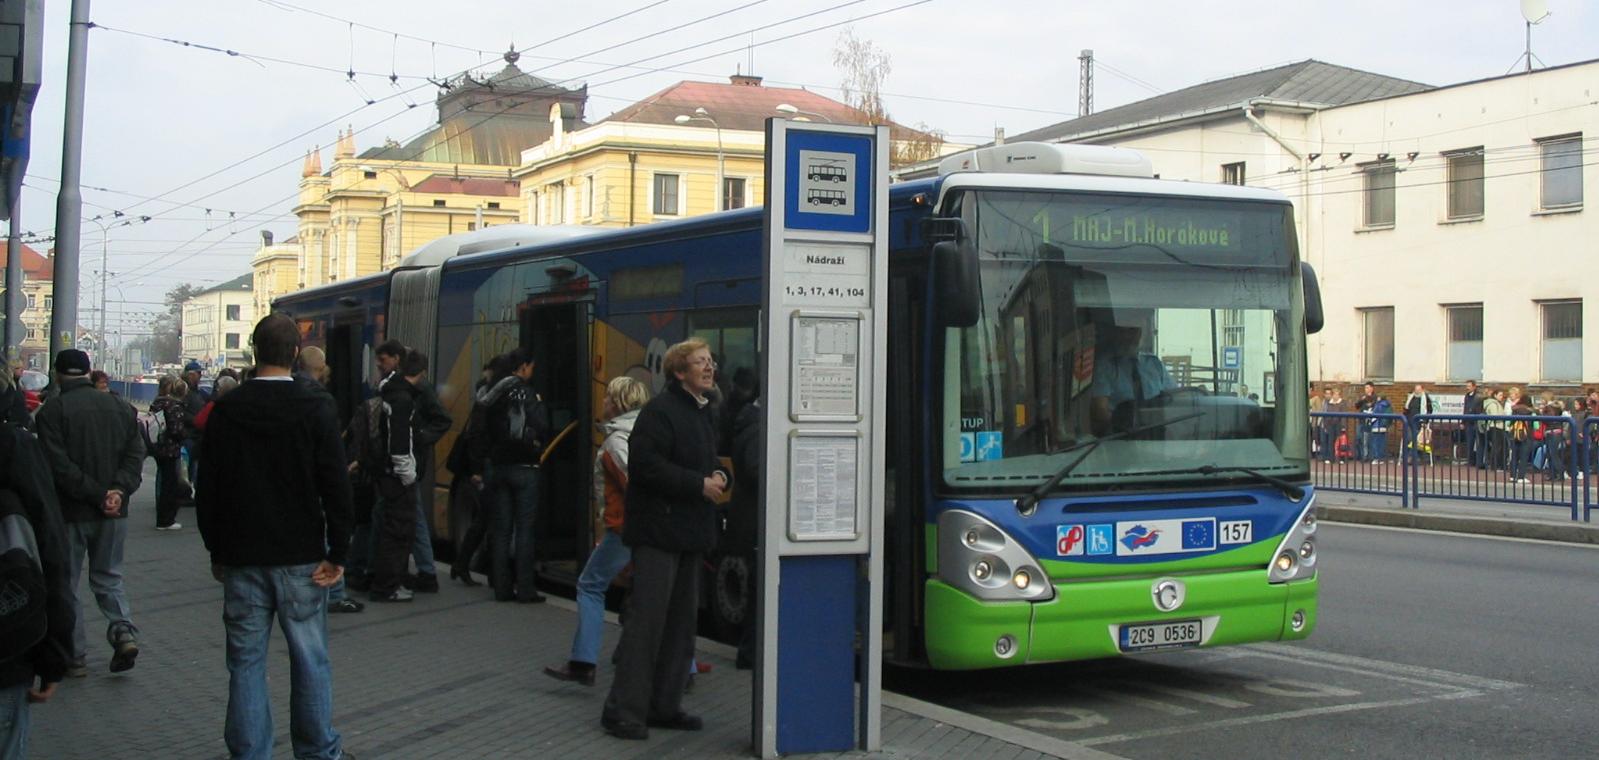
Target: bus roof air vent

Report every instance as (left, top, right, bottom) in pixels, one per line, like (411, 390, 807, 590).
(937, 142, 1153, 179)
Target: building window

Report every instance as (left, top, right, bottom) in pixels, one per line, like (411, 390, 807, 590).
(528, 191, 539, 225)
(1541, 301, 1582, 381)
(1362, 160, 1396, 227)
(363, 171, 378, 180)
(1539, 134, 1583, 209)
(1445, 305, 1483, 382)
(226, 304, 241, 321)
(43, 296, 51, 311)
(653, 173, 680, 216)
(225, 333, 240, 350)
(1444, 148, 1484, 219)
(548, 183, 565, 224)
(585, 174, 596, 217)
(723, 177, 747, 210)
(26, 293, 34, 309)
(487, 201, 500, 210)
(432, 199, 446, 207)
(467, 222, 476, 231)
(1221, 162, 1246, 186)
(1361, 307, 1395, 380)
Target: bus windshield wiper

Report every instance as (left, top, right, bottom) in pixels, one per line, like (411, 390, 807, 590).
(1016, 411, 1206, 515)
(1192, 465, 1305, 501)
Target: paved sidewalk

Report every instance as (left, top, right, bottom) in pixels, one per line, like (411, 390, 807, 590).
(31, 461, 1073, 760)
(1316, 489, 1599, 544)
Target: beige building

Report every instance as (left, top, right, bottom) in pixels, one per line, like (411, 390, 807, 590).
(181, 274, 255, 369)
(252, 230, 298, 319)
(0, 243, 53, 368)
(975, 58, 1596, 393)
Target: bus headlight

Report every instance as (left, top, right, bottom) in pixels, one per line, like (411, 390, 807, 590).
(1268, 496, 1318, 583)
(938, 509, 1055, 602)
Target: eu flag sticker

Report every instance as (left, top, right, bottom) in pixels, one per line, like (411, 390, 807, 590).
(1181, 519, 1216, 550)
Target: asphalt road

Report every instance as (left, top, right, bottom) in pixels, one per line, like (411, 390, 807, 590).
(889, 524, 1599, 760)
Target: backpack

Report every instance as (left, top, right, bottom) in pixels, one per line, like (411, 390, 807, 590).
(1511, 419, 1529, 442)
(0, 490, 47, 662)
(136, 407, 167, 453)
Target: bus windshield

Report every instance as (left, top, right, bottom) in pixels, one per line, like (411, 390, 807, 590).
(941, 189, 1309, 491)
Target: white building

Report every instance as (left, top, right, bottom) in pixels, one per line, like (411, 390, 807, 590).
(181, 273, 255, 369)
(969, 58, 1596, 395)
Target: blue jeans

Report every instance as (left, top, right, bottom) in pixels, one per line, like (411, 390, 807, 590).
(572, 531, 631, 665)
(66, 519, 137, 661)
(487, 464, 540, 600)
(0, 685, 29, 760)
(412, 489, 436, 577)
(222, 564, 342, 760)
(1367, 430, 1387, 462)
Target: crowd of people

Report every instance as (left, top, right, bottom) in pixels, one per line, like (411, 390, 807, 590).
(0, 317, 765, 758)
(1311, 380, 1599, 483)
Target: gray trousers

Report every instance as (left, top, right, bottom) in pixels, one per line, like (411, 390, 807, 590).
(66, 519, 138, 660)
(603, 544, 700, 726)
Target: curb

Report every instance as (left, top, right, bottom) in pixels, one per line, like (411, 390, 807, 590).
(1319, 504, 1599, 545)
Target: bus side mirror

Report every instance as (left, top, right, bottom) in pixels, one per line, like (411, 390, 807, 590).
(934, 239, 980, 328)
(1301, 262, 1324, 335)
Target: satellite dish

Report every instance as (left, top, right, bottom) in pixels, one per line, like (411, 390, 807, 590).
(1520, 0, 1550, 24)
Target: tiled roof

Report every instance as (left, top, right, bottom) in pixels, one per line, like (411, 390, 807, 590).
(0, 243, 51, 279)
(602, 79, 874, 131)
(409, 175, 520, 197)
(1010, 60, 1432, 143)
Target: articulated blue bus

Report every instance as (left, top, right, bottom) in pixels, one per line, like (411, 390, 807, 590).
(275, 142, 1323, 668)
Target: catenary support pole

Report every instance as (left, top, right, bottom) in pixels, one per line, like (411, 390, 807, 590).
(50, 0, 91, 363)
(3, 164, 22, 365)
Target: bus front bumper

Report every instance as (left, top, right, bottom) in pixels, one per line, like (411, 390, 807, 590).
(923, 571, 1318, 670)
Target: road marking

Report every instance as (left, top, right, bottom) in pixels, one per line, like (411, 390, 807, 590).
(882, 692, 1130, 760)
(1079, 685, 1198, 716)
(1078, 691, 1484, 747)
(1324, 521, 1599, 549)
(1015, 707, 1110, 732)
(1242, 679, 1360, 699)
(1128, 683, 1252, 709)
(1249, 643, 1525, 692)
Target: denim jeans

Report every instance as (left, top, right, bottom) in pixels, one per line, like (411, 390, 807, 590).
(572, 531, 631, 665)
(487, 464, 540, 601)
(412, 489, 436, 577)
(1367, 431, 1387, 462)
(66, 519, 137, 661)
(1317, 428, 1336, 462)
(0, 684, 29, 760)
(222, 564, 342, 760)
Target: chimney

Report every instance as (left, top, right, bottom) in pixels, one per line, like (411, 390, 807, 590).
(729, 73, 762, 87)
(261, 230, 274, 246)
(994, 127, 1006, 145)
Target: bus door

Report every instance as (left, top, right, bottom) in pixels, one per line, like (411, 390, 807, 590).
(887, 266, 927, 664)
(327, 313, 369, 427)
(519, 300, 594, 583)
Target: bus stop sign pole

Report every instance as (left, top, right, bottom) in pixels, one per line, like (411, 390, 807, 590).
(754, 119, 889, 757)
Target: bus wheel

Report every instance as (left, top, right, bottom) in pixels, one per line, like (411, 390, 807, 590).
(710, 553, 750, 641)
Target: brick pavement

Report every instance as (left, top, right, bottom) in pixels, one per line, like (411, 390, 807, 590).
(30, 461, 1066, 760)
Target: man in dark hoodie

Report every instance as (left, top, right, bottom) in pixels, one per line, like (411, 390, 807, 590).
(601, 338, 727, 740)
(33, 349, 145, 677)
(480, 347, 550, 603)
(368, 348, 428, 603)
(197, 313, 355, 760)
(0, 373, 75, 758)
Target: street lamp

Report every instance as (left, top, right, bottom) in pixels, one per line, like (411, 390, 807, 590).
(674, 107, 725, 211)
(84, 214, 149, 366)
(775, 103, 833, 123)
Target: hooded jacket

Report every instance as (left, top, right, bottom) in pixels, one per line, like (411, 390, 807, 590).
(593, 409, 639, 535)
(480, 375, 550, 467)
(196, 375, 354, 567)
(33, 377, 145, 522)
(622, 383, 726, 553)
(0, 425, 75, 689)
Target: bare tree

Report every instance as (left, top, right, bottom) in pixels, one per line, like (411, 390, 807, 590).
(833, 28, 946, 169)
(130, 283, 204, 364)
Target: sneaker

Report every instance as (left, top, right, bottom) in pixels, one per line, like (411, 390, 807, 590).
(328, 598, 366, 613)
(110, 641, 139, 673)
(646, 712, 703, 731)
(155, 523, 182, 531)
(403, 573, 440, 593)
(370, 588, 414, 603)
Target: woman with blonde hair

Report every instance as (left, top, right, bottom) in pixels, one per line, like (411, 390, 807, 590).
(545, 376, 650, 686)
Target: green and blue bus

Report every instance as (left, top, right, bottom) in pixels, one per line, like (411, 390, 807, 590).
(275, 141, 1323, 669)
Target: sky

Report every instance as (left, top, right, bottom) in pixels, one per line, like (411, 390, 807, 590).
(11, 0, 1597, 335)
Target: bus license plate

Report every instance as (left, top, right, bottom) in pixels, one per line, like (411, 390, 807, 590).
(1119, 620, 1202, 652)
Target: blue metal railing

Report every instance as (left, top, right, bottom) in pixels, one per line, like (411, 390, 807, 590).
(1311, 411, 1592, 522)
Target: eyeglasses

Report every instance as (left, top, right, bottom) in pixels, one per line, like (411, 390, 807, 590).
(690, 357, 719, 370)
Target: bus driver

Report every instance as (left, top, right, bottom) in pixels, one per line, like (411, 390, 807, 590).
(1089, 324, 1177, 435)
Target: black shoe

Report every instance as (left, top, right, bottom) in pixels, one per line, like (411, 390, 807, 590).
(328, 598, 366, 613)
(449, 565, 481, 587)
(404, 573, 440, 593)
(543, 662, 597, 687)
(110, 641, 139, 673)
(517, 591, 547, 604)
(345, 573, 371, 593)
(602, 715, 648, 741)
(646, 712, 703, 731)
